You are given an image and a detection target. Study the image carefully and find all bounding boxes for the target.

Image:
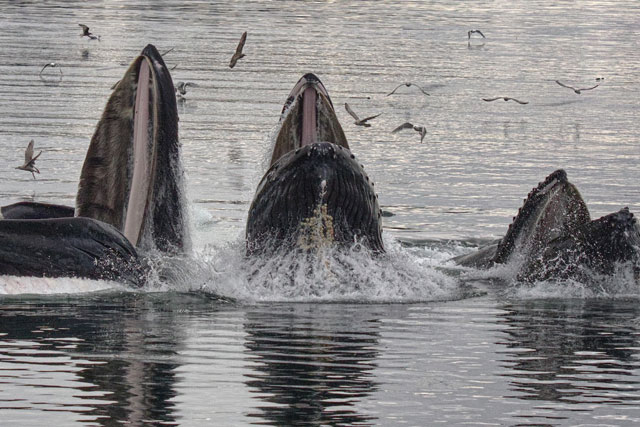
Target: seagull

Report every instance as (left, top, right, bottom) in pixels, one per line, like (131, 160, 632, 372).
(468, 30, 486, 39)
(482, 96, 528, 104)
(229, 31, 247, 68)
(79, 24, 100, 41)
(39, 62, 62, 75)
(386, 82, 430, 96)
(344, 103, 381, 127)
(391, 122, 427, 143)
(16, 140, 42, 179)
(175, 81, 198, 98)
(555, 80, 599, 94)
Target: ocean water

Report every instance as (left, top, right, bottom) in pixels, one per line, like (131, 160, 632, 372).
(0, 0, 639, 425)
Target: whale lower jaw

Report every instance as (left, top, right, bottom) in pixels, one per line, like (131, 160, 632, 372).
(247, 142, 383, 255)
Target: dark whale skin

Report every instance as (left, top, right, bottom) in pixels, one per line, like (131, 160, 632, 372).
(0, 217, 145, 286)
(1, 202, 74, 220)
(246, 142, 383, 255)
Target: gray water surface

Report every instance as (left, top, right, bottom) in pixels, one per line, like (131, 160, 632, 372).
(1, 0, 639, 425)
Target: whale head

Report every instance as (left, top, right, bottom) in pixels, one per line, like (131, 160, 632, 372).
(493, 169, 591, 266)
(247, 74, 383, 255)
(76, 44, 187, 254)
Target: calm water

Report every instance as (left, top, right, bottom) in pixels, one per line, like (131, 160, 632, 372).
(1, 0, 639, 425)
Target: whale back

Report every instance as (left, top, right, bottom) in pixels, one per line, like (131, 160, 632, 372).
(0, 217, 145, 285)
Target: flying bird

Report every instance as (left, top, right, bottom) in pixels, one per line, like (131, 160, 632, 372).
(555, 80, 599, 94)
(482, 96, 528, 104)
(16, 140, 42, 179)
(39, 62, 62, 75)
(79, 24, 100, 41)
(344, 103, 381, 127)
(391, 122, 427, 143)
(468, 30, 486, 39)
(229, 31, 247, 68)
(386, 82, 430, 96)
(175, 81, 198, 98)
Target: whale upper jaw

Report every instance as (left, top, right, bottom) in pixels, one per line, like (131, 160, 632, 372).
(76, 44, 186, 254)
(493, 169, 591, 266)
(270, 73, 349, 166)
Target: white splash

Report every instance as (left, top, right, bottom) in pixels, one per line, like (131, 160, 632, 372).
(168, 236, 465, 303)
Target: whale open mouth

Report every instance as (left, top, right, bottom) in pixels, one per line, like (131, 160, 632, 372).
(247, 73, 384, 255)
(270, 73, 349, 166)
(76, 44, 185, 252)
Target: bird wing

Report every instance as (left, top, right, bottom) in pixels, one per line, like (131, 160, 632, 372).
(386, 83, 404, 96)
(507, 97, 528, 104)
(361, 113, 382, 122)
(482, 97, 501, 102)
(25, 140, 34, 163)
(416, 85, 430, 96)
(344, 103, 360, 121)
(161, 47, 175, 57)
(79, 24, 89, 35)
(40, 63, 51, 74)
(476, 30, 486, 38)
(235, 32, 247, 55)
(578, 84, 599, 91)
(28, 150, 43, 167)
(391, 122, 414, 133)
(555, 80, 574, 90)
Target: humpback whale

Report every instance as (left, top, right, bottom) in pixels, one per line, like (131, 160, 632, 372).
(454, 170, 640, 282)
(76, 44, 187, 254)
(246, 73, 384, 255)
(0, 44, 186, 284)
